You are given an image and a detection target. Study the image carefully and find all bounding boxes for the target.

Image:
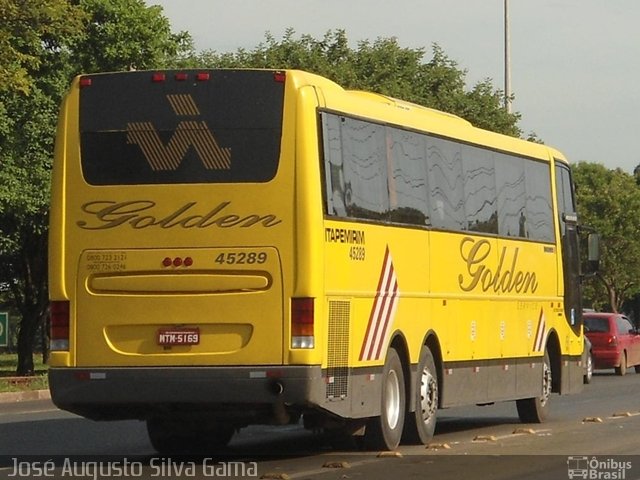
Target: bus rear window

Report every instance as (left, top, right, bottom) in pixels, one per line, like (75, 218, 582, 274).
(79, 70, 284, 185)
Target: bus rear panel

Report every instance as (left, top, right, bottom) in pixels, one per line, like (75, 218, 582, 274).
(48, 70, 323, 429)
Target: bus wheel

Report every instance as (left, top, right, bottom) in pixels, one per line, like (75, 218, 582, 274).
(364, 347, 406, 451)
(403, 346, 438, 444)
(516, 350, 552, 423)
(146, 417, 235, 454)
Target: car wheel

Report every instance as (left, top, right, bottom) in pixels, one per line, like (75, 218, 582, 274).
(615, 352, 627, 376)
(583, 349, 593, 384)
(516, 350, 551, 423)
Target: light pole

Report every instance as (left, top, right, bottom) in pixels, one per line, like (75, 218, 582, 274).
(504, 0, 512, 113)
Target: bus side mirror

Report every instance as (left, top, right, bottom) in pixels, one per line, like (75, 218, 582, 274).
(587, 233, 600, 272)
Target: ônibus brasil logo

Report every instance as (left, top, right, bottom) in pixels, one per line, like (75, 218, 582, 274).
(567, 456, 632, 480)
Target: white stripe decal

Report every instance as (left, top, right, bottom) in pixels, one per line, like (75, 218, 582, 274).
(533, 309, 546, 352)
(360, 246, 400, 361)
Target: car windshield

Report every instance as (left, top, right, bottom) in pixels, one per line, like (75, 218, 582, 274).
(584, 317, 609, 333)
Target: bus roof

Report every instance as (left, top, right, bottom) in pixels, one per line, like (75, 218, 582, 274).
(286, 69, 564, 164)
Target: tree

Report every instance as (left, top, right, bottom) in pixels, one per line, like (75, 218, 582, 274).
(573, 162, 640, 312)
(0, 0, 85, 95)
(190, 29, 521, 136)
(0, 0, 85, 374)
(68, 0, 192, 73)
(0, 0, 192, 375)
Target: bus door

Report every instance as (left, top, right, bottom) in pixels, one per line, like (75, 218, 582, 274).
(554, 162, 582, 330)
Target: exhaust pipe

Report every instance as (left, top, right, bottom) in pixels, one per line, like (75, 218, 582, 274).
(270, 380, 289, 424)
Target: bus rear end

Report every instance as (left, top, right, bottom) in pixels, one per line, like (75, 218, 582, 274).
(48, 70, 321, 451)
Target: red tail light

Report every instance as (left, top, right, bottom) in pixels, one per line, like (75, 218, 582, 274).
(291, 298, 314, 349)
(161, 256, 194, 268)
(50, 301, 70, 351)
(607, 335, 618, 347)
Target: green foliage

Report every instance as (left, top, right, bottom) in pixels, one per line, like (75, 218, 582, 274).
(0, 0, 72, 373)
(0, 82, 61, 374)
(70, 0, 192, 73)
(573, 162, 640, 312)
(189, 30, 521, 137)
(0, 0, 85, 95)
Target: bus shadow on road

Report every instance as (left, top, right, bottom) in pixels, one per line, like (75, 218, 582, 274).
(435, 415, 520, 435)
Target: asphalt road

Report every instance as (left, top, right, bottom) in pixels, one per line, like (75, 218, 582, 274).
(1, 370, 640, 479)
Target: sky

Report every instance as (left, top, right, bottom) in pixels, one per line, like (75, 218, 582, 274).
(149, 0, 640, 173)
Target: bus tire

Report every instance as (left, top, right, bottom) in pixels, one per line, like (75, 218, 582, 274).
(146, 417, 234, 454)
(516, 350, 551, 423)
(364, 347, 405, 451)
(403, 346, 438, 445)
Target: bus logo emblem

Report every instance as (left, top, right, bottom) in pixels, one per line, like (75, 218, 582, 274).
(126, 94, 231, 171)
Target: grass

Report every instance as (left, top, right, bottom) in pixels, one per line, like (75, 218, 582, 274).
(0, 353, 49, 393)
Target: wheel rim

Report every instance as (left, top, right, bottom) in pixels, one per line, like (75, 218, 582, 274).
(419, 366, 438, 423)
(540, 360, 552, 407)
(385, 370, 401, 429)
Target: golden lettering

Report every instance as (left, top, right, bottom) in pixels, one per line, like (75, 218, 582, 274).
(76, 200, 282, 230)
(458, 237, 538, 293)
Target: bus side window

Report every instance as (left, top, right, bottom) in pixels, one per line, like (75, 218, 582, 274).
(321, 113, 347, 217)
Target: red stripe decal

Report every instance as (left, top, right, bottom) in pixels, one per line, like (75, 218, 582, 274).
(533, 308, 546, 352)
(359, 246, 400, 361)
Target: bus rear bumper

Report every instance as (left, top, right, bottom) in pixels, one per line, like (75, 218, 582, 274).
(48, 366, 323, 421)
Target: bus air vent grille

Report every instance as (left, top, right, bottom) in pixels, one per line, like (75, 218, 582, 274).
(326, 300, 350, 399)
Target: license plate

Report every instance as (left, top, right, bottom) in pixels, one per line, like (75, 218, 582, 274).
(157, 327, 200, 346)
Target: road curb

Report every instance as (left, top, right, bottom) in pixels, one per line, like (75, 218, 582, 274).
(0, 389, 51, 404)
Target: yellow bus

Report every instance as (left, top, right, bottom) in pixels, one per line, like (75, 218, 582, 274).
(49, 69, 591, 452)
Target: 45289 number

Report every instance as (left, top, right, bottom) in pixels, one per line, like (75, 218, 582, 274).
(215, 251, 267, 265)
(349, 246, 366, 261)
